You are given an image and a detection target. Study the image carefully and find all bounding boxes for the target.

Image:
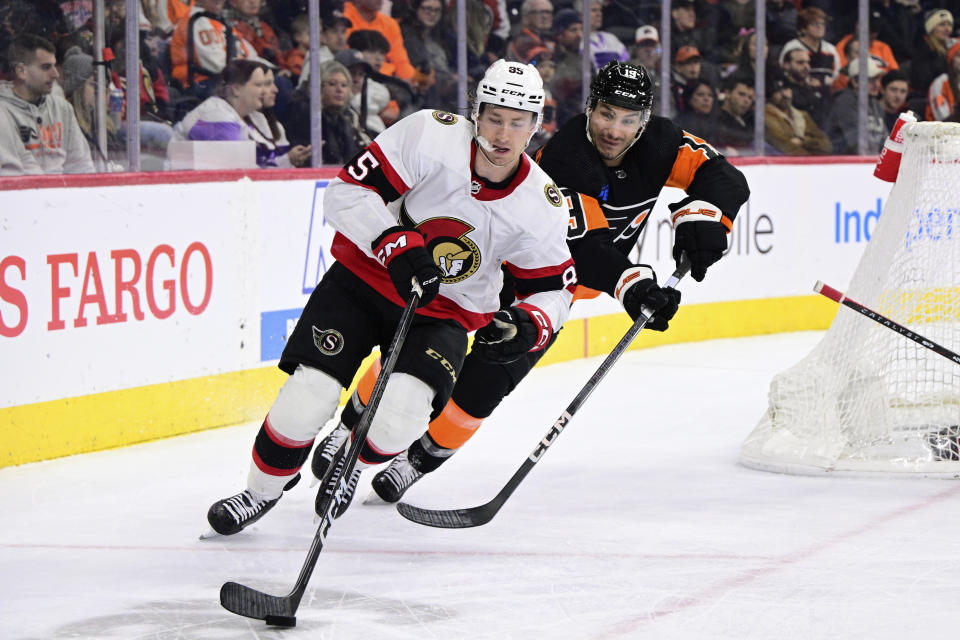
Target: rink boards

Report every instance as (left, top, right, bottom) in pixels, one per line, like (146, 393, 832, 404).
(0, 159, 885, 466)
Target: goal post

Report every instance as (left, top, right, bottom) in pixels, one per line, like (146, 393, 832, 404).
(740, 122, 960, 476)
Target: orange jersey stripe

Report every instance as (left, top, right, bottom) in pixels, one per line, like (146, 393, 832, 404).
(579, 192, 608, 232)
(572, 285, 603, 302)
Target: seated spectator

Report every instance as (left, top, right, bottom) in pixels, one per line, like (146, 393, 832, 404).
(297, 9, 352, 89)
(872, 0, 922, 66)
(225, 0, 295, 117)
(173, 59, 266, 141)
(317, 60, 367, 164)
(141, 0, 193, 36)
(60, 47, 122, 166)
(671, 0, 717, 65)
(780, 45, 830, 127)
(824, 57, 886, 154)
(726, 29, 767, 81)
(766, 0, 798, 50)
(283, 60, 370, 165)
(780, 7, 840, 87)
(0, 106, 41, 175)
(714, 73, 755, 154)
(927, 42, 960, 121)
(526, 46, 556, 150)
(347, 29, 407, 125)
(671, 45, 703, 114)
(675, 79, 719, 140)
(335, 47, 393, 136)
(224, 0, 282, 66)
(506, 0, 554, 64)
(170, 0, 262, 99)
(716, 0, 755, 65)
(833, 9, 898, 85)
(910, 9, 955, 103)
(599, 0, 653, 47)
(0, 34, 94, 173)
(764, 69, 832, 155)
(0, 0, 70, 47)
(107, 29, 174, 124)
(579, 0, 628, 69)
(630, 25, 666, 114)
(247, 66, 311, 167)
(550, 8, 584, 127)
(343, 0, 416, 83)
(400, 0, 458, 110)
(280, 13, 309, 78)
(461, 0, 499, 82)
(880, 68, 910, 133)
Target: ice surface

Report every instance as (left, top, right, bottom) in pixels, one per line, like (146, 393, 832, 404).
(4, 331, 960, 640)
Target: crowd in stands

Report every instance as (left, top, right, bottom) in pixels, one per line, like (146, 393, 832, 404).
(2, 0, 960, 174)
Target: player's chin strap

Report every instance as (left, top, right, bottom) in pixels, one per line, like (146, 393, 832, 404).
(472, 108, 542, 167)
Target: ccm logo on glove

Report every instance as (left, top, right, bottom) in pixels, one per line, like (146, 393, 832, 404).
(372, 226, 442, 307)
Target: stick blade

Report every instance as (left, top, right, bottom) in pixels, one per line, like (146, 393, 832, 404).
(396, 501, 495, 529)
(220, 581, 296, 621)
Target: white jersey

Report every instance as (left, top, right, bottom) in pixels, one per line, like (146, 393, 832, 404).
(324, 108, 576, 333)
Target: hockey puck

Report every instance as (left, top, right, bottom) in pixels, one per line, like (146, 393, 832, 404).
(265, 615, 297, 627)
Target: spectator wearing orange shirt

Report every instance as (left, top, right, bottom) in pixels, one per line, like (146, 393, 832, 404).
(343, 0, 416, 82)
(832, 9, 898, 93)
(224, 0, 281, 66)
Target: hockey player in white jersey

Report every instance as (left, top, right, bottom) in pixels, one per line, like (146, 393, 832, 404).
(206, 59, 577, 535)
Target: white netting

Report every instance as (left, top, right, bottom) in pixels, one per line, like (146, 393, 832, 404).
(741, 122, 960, 476)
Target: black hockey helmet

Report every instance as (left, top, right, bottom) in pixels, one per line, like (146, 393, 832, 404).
(588, 61, 654, 112)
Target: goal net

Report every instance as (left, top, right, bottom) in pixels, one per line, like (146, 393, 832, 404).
(740, 122, 960, 476)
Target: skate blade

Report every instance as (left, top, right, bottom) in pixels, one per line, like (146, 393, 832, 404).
(198, 528, 221, 540)
(362, 490, 391, 506)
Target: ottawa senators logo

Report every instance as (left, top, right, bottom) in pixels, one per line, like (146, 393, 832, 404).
(544, 183, 563, 207)
(312, 326, 344, 356)
(432, 110, 458, 125)
(400, 205, 481, 283)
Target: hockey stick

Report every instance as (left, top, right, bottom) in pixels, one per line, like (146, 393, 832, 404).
(815, 281, 960, 366)
(220, 281, 423, 626)
(396, 255, 692, 529)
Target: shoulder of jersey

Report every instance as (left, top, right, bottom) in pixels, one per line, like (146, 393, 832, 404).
(523, 161, 567, 211)
(415, 108, 470, 132)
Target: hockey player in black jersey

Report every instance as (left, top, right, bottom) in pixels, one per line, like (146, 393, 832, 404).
(342, 61, 751, 505)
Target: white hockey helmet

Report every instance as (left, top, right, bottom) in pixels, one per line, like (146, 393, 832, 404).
(472, 59, 545, 143)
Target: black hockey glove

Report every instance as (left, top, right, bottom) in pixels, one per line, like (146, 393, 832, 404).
(615, 266, 680, 331)
(669, 197, 730, 282)
(372, 226, 442, 307)
(473, 305, 548, 364)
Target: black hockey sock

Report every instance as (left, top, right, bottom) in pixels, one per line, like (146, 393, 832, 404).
(339, 389, 365, 431)
(253, 420, 312, 475)
(408, 432, 457, 473)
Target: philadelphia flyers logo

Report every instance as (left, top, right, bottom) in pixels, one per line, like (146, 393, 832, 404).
(544, 183, 563, 207)
(312, 326, 344, 356)
(432, 110, 458, 125)
(400, 205, 481, 284)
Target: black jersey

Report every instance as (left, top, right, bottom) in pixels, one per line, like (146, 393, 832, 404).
(535, 113, 750, 297)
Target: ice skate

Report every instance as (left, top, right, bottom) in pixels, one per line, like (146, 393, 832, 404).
(310, 422, 350, 486)
(203, 473, 300, 538)
(369, 450, 425, 504)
